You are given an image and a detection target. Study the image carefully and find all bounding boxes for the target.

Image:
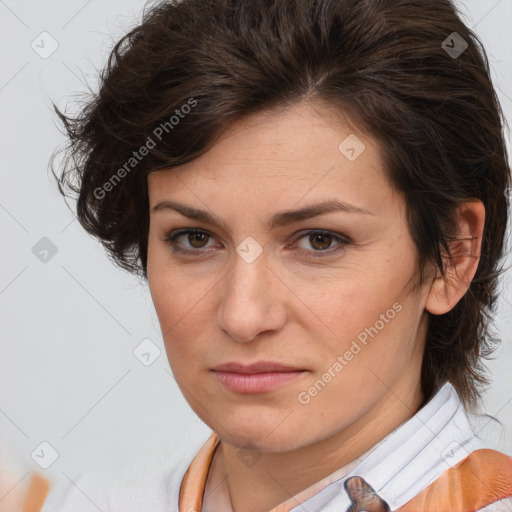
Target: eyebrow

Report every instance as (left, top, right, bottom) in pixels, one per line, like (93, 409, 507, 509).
(151, 199, 374, 231)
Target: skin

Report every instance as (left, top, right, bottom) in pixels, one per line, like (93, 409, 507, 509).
(146, 101, 485, 512)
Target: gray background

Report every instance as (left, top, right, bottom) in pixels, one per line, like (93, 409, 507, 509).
(1, 0, 511, 501)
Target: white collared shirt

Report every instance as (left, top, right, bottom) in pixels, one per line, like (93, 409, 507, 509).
(40, 382, 512, 512)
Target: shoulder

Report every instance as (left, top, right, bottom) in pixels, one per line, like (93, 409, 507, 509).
(38, 465, 111, 512)
(38, 453, 192, 512)
(398, 449, 512, 512)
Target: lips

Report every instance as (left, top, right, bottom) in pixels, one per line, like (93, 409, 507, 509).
(212, 361, 303, 374)
(211, 361, 306, 393)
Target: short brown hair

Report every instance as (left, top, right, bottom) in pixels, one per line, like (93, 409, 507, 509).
(51, 0, 511, 409)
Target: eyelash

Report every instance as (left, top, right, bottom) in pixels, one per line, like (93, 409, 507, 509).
(163, 229, 350, 259)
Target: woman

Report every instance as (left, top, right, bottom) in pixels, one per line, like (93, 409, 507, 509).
(29, 0, 511, 510)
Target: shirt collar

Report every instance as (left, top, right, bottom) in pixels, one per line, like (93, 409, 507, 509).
(178, 382, 483, 512)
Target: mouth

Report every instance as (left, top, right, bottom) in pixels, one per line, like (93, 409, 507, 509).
(211, 361, 307, 393)
(212, 361, 304, 373)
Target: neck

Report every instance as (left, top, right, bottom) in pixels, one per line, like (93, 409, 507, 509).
(209, 377, 423, 512)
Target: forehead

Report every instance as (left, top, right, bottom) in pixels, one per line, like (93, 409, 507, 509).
(147, 102, 398, 216)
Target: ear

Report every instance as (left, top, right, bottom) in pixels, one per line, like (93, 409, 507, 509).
(425, 199, 485, 316)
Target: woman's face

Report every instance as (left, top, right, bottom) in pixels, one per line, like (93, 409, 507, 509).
(146, 102, 434, 453)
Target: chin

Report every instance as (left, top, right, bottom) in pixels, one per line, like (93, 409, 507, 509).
(220, 422, 311, 453)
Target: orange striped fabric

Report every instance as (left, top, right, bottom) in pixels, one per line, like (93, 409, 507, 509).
(178, 433, 512, 512)
(397, 448, 512, 512)
(21, 473, 50, 512)
(24, 437, 512, 511)
(178, 433, 221, 512)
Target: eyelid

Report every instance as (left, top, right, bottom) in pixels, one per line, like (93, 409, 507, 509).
(164, 227, 352, 243)
(289, 229, 352, 246)
(164, 227, 351, 257)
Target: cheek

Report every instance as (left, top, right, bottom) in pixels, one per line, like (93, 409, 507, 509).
(147, 269, 215, 378)
(299, 269, 400, 335)
(298, 260, 418, 368)
(147, 237, 204, 330)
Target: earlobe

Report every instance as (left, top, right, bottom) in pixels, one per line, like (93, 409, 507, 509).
(425, 199, 485, 316)
(425, 272, 450, 316)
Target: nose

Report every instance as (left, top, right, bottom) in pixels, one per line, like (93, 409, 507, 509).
(216, 247, 287, 343)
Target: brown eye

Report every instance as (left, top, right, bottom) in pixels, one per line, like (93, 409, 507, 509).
(291, 230, 351, 259)
(164, 229, 217, 256)
(164, 228, 350, 259)
(308, 233, 333, 251)
(187, 231, 210, 248)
